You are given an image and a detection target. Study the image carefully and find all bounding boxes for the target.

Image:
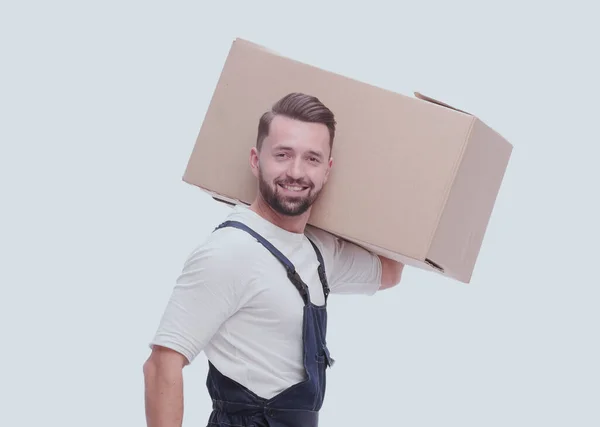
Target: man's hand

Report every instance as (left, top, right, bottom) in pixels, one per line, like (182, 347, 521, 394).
(378, 256, 404, 290)
(144, 346, 188, 427)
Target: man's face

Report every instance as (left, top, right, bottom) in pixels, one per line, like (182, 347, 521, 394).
(251, 115, 333, 217)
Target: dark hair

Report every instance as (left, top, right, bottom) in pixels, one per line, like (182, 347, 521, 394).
(256, 92, 336, 153)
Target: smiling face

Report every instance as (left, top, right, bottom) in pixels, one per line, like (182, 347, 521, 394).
(250, 115, 333, 217)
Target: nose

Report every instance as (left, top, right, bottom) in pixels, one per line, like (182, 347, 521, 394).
(286, 158, 305, 180)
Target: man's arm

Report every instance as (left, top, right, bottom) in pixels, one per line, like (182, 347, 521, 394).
(378, 256, 404, 290)
(143, 240, 246, 426)
(143, 346, 187, 427)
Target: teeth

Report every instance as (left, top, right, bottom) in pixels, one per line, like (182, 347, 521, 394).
(282, 184, 305, 191)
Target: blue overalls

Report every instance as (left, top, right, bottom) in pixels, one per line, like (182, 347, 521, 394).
(206, 220, 335, 427)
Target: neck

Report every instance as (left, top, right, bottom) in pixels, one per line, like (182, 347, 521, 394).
(249, 196, 310, 234)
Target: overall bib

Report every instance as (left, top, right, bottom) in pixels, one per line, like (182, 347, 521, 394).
(206, 220, 335, 427)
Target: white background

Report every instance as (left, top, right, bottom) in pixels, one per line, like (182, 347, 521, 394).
(1, 1, 599, 426)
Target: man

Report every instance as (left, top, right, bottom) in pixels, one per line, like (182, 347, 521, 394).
(144, 92, 404, 427)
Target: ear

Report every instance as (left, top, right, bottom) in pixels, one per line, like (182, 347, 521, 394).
(250, 146, 260, 178)
(323, 157, 334, 184)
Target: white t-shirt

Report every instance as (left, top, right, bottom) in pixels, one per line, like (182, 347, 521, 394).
(150, 205, 382, 399)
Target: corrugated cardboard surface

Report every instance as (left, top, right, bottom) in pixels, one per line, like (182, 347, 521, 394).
(183, 38, 513, 283)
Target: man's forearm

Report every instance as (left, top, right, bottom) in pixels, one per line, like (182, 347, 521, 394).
(144, 360, 184, 427)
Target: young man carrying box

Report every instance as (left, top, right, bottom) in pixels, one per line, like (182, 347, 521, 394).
(143, 92, 404, 427)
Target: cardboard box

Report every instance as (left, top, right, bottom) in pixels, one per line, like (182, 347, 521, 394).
(183, 38, 513, 283)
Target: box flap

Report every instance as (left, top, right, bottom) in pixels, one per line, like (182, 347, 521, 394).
(414, 92, 471, 115)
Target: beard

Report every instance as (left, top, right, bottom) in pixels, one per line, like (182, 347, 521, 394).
(258, 169, 322, 217)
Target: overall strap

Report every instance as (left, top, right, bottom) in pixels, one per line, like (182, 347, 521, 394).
(307, 238, 331, 301)
(214, 220, 310, 304)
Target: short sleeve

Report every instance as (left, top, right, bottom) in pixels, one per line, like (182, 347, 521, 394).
(149, 244, 245, 364)
(305, 226, 382, 296)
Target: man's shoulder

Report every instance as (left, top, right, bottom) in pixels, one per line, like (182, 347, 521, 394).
(304, 225, 383, 295)
(303, 226, 342, 274)
(183, 224, 264, 271)
(193, 227, 257, 261)
(304, 225, 380, 266)
(304, 225, 339, 254)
